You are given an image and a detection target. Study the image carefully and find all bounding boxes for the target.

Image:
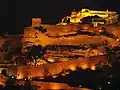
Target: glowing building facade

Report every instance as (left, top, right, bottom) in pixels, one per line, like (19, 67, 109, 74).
(61, 9, 118, 25)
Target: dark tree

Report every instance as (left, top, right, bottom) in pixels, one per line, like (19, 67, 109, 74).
(23, 79, 32, 90)
(5, 76, 16, 86)
(81, 15, 104, 24)
(105, 46, 114, 66)
(34, 25, 47, 33)
(81, 16, 93, 24)
(1, 69, 7, 76)
(25, 45, 50, 65)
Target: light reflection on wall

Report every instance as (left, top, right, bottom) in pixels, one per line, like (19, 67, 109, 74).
(47, 58, 55, 62)
(81, 64, 88, 70)
(50, 83, 64, 89)
(90, 65, 96, 71)
(69, 65, 76, 71)
(16, 55, 108, 79)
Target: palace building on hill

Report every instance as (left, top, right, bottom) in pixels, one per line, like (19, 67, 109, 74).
(60, 9, 118, 26)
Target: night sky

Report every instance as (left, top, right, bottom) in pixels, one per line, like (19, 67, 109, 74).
(2, 0, 120, 34)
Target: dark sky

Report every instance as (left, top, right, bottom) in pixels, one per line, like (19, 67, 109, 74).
(0, 0, 8, 33)
(2, 0, 120, 34)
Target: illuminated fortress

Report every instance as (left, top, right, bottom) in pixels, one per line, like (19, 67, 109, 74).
(60, 8, 118, 25)
(0, 9, 120, 86)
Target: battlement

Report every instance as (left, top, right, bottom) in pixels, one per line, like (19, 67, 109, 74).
(32, 18, 41, 26)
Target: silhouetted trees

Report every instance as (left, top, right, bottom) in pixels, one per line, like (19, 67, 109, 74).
(105, 46, 115, 66)
(5, 76, 16, 87)
(24, 45, 49, 65)
(1, 69, 7, 76)
(34, 25, 47, 33)
(23, 79, 32, 90)
(25, 45, 43, 65)
(81, 15, 104, 24)
(81, 16, 93, 24)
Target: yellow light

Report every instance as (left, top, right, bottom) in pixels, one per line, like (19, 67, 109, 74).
(99, 30, 103, 33)
(38, 59, 47, 65)
(61, 73, 66, 76)
(69, 65, 76, 71)
(51, 85, 60, 89)
(48, 58, 55, 62)
(64, 71, 70, 75)
(81, 64, 88, 70)
(52, 75, 58, 78)
(93, 50, 96, 53)
(16, 74, 23, 80)
(91, 65, 96, 71)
